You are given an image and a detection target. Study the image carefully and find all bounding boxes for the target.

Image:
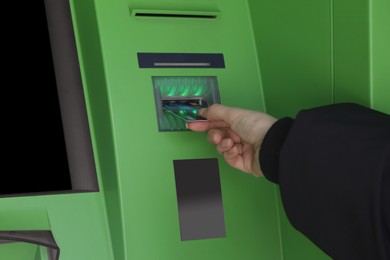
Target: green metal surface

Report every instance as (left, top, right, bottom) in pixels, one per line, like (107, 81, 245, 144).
(1, 0, 389, 259)
(333, 0, 371, 106)
(249, 0, 389, 259)
(248, 0, 332, 258)
(94, 0, 281, 259)
(249, 0, 333, 119)
(371, 0, 390, 114)
(0, 243, 38, 260)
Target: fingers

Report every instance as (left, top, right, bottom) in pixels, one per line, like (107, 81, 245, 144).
(207, 129, 236, 155)
(207, 129, 225, 144)
(186, 120, 229, 132)
(186, 104, 244, 132)
(216, 138, 234, 154)
(198, 104, 241, 126)
(207, 128, 242, 144)
(186, 103, 270, 178)
(221, 145, 250, 174)
(223, 145, 239, 164)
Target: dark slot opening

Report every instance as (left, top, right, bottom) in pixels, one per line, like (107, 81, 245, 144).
(162, 98, 208, 121)
(134, 12, 217, 19)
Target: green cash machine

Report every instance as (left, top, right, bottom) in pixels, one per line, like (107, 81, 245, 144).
(1, 0, 388, 259)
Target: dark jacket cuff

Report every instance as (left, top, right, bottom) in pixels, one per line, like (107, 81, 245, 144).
(259, 117, 294, 183)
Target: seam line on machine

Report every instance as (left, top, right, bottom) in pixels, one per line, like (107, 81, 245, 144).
(275, 188, 285, 260)
(330, 0, 335, 103)
(244, 0, 267, 113)
(368, 0, 373, 107)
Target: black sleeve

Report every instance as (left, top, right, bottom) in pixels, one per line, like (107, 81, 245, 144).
(260, 103, 390, 260)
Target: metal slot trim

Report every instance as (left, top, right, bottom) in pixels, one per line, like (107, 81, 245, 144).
(154, 62, 211, 67)
(162, 96, 204, 101)
(138, 53, 225, 69)
(134, 12, 218, 19)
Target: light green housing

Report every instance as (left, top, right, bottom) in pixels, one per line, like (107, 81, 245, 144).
(0, 0, 388, 259)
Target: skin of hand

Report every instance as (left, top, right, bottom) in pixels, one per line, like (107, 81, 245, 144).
(186, 104, 277, 177)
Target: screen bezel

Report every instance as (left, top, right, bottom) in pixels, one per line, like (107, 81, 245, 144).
(44, 0, 98, 193)
(0, 0, 98, 197)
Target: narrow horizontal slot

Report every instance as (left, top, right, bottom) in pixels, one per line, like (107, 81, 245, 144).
(138, 53, 225, 69)
(134, 12, 217, 19)
(154, 62, 211, 67)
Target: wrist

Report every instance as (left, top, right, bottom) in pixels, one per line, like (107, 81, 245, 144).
(252, 147, 263, 177)
(259, 117, 294, 183)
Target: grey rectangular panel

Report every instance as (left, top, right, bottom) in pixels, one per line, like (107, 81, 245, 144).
(173, 159, 226, 241)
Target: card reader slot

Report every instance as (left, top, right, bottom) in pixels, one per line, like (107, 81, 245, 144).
(162, 98, 207, 121)
(153, 76, 220, 132)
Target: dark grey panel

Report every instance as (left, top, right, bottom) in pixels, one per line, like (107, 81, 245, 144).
(44, 0, 98, 192)
(173, 159, 226, 241)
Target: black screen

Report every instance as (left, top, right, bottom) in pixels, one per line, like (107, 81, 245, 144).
(2, 1, 72, 195)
